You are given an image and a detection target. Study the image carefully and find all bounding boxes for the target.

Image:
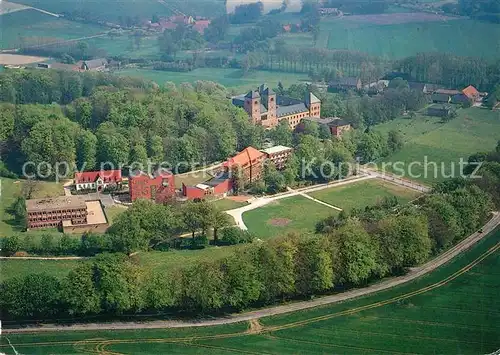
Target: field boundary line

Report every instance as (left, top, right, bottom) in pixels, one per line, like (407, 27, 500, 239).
(3, 213, 498, 335)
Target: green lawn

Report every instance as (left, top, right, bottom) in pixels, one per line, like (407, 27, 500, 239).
(137, 246, 241, 274)
(0, 9, 106, 49)
(211, 198, 248, 211)
(307, 179, 420, 211)
(103, 205, 126, 225)
(0, 178, 64, 237)
(115, 68, 309, 93)
(242, 195, 335, 239)
(243, 179, 420, 239)
(0, 258, 87, 282)
(3, 227, 499, 354)
(375, 108, 500, 183)
(317, 18, 500, 59)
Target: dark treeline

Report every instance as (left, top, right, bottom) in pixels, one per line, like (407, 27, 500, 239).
(442, 0, 500, 23)
(323, 0, 392, 14)
(395, 53, 500, 91)
(0, 180, 492, 320)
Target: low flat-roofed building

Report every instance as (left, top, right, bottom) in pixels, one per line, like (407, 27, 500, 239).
(62, 200, 109, 234)
(261, 145, 294, 170)
(26, 196, 87, 230)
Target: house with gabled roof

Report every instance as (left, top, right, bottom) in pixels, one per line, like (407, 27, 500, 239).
(231, 84, 321, 130)
(79, 58, 107, 72)
(74, 170, 122, 191)
(328, 77, 362, 92)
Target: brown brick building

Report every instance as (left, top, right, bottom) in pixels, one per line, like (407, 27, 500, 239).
(261, 145, 294, 170)
(129, 169, 176, 203)
(232, 84, 321, 130)
(26, 196, 109, 233)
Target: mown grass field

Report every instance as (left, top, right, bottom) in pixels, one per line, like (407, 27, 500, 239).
(242, 195, 334, 239)
(116, 68, 309, 93)
(317, 17, 500, 59)
(375, 108, 500, 183)
(3, 226, 499, 354)
(0, 177, 64, 236)
(0, 9, 106, 49)
(243, 179, 420, 239)
(307, 179, 420, 211)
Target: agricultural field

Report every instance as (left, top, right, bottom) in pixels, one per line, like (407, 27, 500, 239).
(0, 9, 107, 50)
(116, 68, 309, 93)
(13, 0, 225, 21)
(307, 179, 420, 211)
(0, 178, 64, 236)
(3, 225, 499, 354)
(316, 16, 500, 59)
(375, 108, 500, 183)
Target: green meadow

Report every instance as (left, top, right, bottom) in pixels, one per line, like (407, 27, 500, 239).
(375, 108, 500, 183)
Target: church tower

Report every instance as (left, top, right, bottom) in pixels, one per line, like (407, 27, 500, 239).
(243, 90, 261, 125)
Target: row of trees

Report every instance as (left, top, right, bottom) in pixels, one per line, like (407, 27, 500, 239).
(2, 178, 493, 319)
(395, 53, 500, 91)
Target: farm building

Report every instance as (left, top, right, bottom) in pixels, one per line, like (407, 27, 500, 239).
(232, 84, 321, 130)
(427, 104, 452, 117)
(328, 77, 362, 92)
(297, 117, 352, 138)
(261, 145, 294, 170)
(129, 169, 176, 203)
(79, 58, 107, 71)
(74, 170, 122, 191)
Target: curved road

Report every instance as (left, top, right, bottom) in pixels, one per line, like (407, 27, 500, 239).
(4, 212, 499, 334)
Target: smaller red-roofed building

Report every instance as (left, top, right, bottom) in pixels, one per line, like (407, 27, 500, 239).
(462, 85, 480, 101)
(223, 147, 266, 185)
(129, 169, 176, 203)
(182, 172, 233, 200)
(193, 19, 211, 34)
(74, 170, 122, 191)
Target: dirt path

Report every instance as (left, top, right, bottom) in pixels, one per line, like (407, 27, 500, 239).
(5, 212, 498, 334)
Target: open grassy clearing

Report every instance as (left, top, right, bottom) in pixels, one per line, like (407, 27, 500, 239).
(242, 195, 334, 239)
(115, 68, 309, 93)
(375, 108, 500, 183)
(243, 179, 420, 239)
(316, 17, 500, 59)
(307, 179, 420, 212)
(0, 258, 87, 282)
(211, 198, 248, 211)
(0, 178, 64, 236)
(0, 244, 240, 282)
(1, 9, 106, 49)
(103, 205, 126, 225)
(3, 226, 498, 354)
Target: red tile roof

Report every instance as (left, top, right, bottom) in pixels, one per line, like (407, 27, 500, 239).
(462, 85, 479, 99)
(75, 170, 122, 184)
(223, 147, 265, 168)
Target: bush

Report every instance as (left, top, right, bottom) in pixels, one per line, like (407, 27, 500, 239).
(220, 227, 254, 245)
(1, 236, 21, 256)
